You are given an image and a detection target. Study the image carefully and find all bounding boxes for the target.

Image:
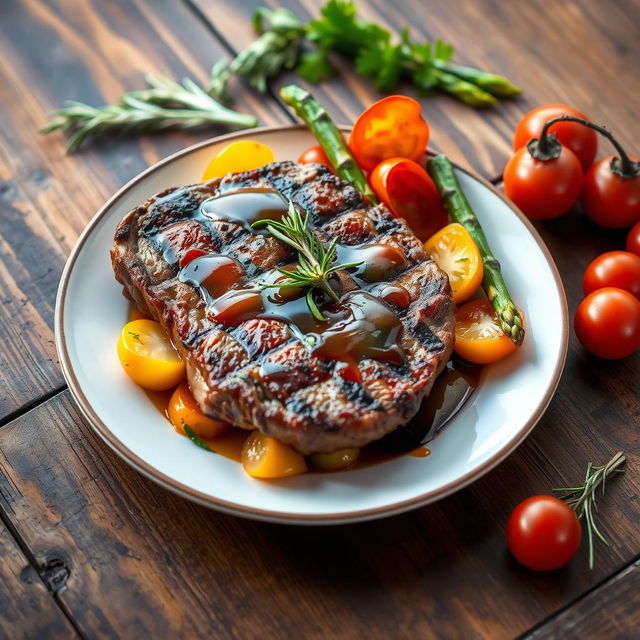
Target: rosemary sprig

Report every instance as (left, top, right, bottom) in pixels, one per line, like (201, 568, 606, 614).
(251, 201, 361, 321)
(553, 451, 626, 569)
(40, 74, 257, 152)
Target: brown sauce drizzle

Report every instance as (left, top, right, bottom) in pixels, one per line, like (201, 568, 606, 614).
(200, 188, 289, 232)
(178, 254, 244, 298)
(367, 283, 411, 310)
(335, 242, 406, 284)
(210, 287, 404, 381)
(171, 188, 414, 377)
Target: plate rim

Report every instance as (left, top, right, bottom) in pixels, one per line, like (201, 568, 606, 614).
(55, 124, 569, 525)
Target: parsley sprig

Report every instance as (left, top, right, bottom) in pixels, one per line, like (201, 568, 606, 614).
(215, 1, 520, 107)
(252, 201, 362, 321)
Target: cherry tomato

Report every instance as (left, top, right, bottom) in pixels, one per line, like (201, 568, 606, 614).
(627, 221, 640, 255)
(310, 448, 360, 471)
(574, 287, 640, 359)
(503, 145, 583, 219)
(117, 319, 185, 390)
(424, 223, 483, 304)
(453, 299, 520, 364)
(202, 140, 274, 180)
(168, 382, 230, 439)
(583, 251, 640, 299)
(507, 496, 581, 571)
(349, 96, 429, 171)
(298, 145, 333, 169)
(581, 155, 640, 229)
(513, 104, 597, 170)
(370, 158, 448, 241)
(241, 431, 307, 479)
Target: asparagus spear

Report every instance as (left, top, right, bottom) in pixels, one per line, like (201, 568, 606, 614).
(279, 85, 378, 203)
(427, 154, 525, 345)
(432, 69, 498, 108)
(434, 61, 521, 98)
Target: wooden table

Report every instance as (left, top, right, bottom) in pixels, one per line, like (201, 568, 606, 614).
(1, 1, 638, 638)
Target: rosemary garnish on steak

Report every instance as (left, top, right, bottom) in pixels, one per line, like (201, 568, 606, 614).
(252, 201, 362, 321)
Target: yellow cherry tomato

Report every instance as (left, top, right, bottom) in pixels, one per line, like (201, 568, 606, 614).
(454, 299, 520, 364)
(241, 431, 307, 479)
(168, 382, 230, 439)
(309, 448, 360, 471)
(117, 319, 185, 390)
(425, 223, 483, 304)
(202, 140, 275, 181)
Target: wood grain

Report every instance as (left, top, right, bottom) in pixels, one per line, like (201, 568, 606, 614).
(191, 0, 639, 177)
(0, 1, 638, 637)
(0, 520, 77, 640)
(0, 389, 637, 639)
(526, 560, 640, 639)
(0, 0, 286, 419)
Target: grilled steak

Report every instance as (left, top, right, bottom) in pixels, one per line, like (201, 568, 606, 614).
(111, 161, 454, 454)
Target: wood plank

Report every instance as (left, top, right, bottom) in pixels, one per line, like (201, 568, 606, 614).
(0, 389, 638, 639)
(0, 519, 77, 639)
(192, 0, 639, 178)
(525, 560, 640, 639)
(0, 0, 286, 419)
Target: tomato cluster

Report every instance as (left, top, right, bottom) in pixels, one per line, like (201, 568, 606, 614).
(504, 104, 640, 229)
(503, 104, 640, 360)
(575, 251, 640, 359)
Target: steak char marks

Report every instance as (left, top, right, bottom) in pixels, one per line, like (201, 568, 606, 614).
(112, 161, 455, 454)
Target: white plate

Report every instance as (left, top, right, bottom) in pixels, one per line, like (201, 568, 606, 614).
(56, 125, 568, 525)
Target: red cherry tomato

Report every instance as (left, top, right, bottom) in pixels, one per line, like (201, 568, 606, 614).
(369, 157, 448, 241)
(583, 251, 640, 299)
(581, 155, 640, 229)
(513, 104, 597, 170)
(503, 146, 584, 219)
(574, 287, 640, 359)
(297, 145, 333, 170)
(627, 221, 640, 256)
(507, 496, 581, 571)
(349, 96, 429, 172)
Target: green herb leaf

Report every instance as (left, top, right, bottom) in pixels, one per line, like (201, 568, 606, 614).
(297, 47, 335, 84)
(127, 331, 142, 342)
(184, 424, 213, 452)
(356, 41, 405, 91)
(306, 0, 389, 59)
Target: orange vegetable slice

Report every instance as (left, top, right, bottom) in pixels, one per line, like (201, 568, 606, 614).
(202, 140, 274, 181)
(168, 382, 230, 439)
(241, 431, 307, 479)
(425, 223, 483, 303)
(117, 319, 185, 390)
(454, 299, 520, 364)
